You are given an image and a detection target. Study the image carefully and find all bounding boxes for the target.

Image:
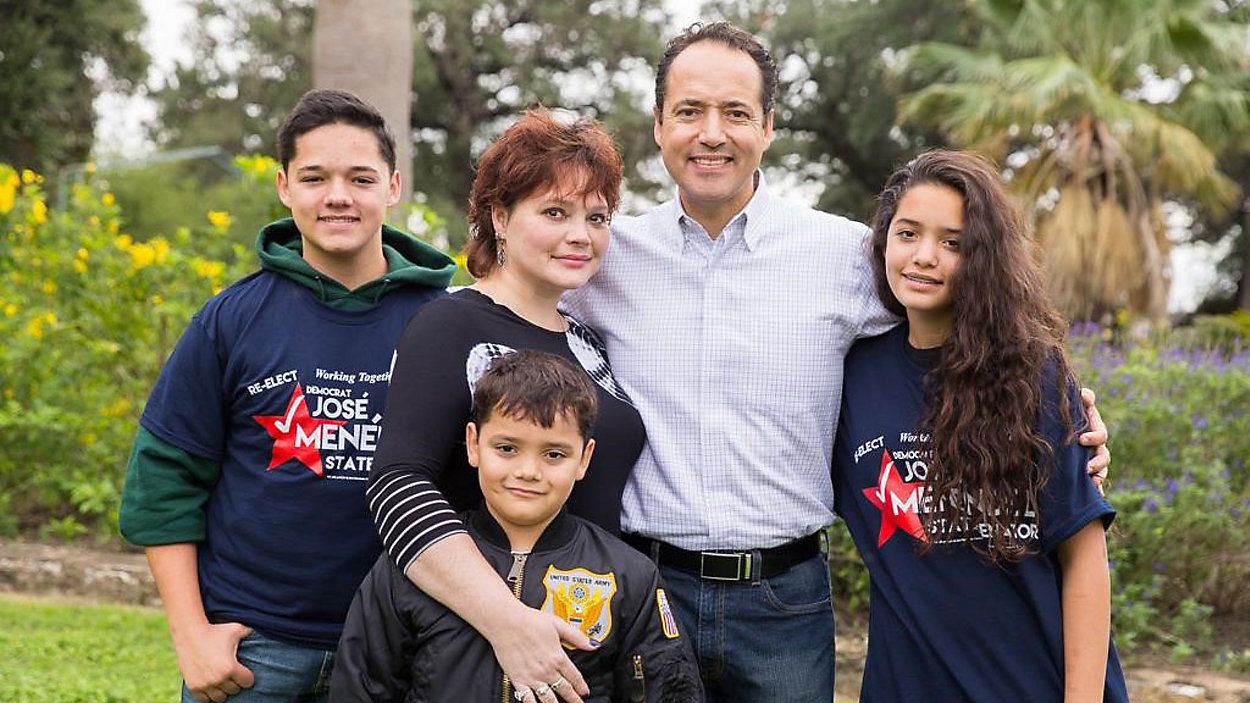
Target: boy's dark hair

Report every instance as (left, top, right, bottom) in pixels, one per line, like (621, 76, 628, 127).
(654, 22, 778, 118)
(276, 88, 397, 172)
(472, 351, 598, 442)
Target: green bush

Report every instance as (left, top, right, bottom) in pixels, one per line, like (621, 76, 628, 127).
(0, 163, 253, 538)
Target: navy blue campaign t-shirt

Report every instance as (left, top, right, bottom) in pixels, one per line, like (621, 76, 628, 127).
(141, 271, 442, 647)
(832, 324, 1128, 702)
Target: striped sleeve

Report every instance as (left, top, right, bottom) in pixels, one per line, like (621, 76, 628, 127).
(366, 471, 465, 572)
(368, 299, 476, 573)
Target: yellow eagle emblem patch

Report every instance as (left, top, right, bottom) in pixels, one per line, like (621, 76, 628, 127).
(541, 565, 618, 646)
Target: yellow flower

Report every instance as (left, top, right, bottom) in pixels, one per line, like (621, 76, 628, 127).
(0, 172, 18, 214)
(79, 432, 97, 447)
(3, 304, 16, 317)
(89, 215, 101, 228)
(194, 259, 226, 280)
(73, 260, 88, 274)
(76, 248, 89, 261)
(21, 169, 40, 185)
(107, 219, 119, 234)
(102, 192, 116, 207)
(207, 210, 232, 230)
(152, 237, 171, 263)
(25, 312, 56, 339)
(102, 398, 133, 418)
(151, 294, 164, 305)
(31, 199, 47, 224)
(41, 279, 57, 294)
(84, 162, 97, 175)
(129, 242, 157, 269)
(453, 253, 468, 269)
(115, 234, 133, 249)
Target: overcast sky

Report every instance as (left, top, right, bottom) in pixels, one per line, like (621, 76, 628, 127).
(93, 0, 1227, 312)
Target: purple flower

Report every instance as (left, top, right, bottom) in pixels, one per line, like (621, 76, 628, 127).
(1144, 497, 1159, 513)
(1164, 479, 1180, 505)
(1191, 414, 1208, 431)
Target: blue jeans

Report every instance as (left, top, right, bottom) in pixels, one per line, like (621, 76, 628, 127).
(180, 630, 335, 703)
(659, 553, 835, 703)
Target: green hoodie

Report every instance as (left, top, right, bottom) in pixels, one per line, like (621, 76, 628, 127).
(256, 217, 455, 309)
(120, 218, 455, 545)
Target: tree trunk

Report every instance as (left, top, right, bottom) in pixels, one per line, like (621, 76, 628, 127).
(312, 0, 414, 209)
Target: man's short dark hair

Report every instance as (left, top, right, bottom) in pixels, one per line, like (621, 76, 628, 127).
(276, 89, 397, 172)
(472, 350, 599, 442)
(654, 22, 778, 118)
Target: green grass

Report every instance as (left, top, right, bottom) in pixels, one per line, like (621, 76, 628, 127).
(0, 594, 180, 702)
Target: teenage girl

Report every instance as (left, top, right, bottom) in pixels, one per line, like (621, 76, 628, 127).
(832, 150, 1129, 702)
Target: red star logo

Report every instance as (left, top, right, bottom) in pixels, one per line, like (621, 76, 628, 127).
(862, 449, 929, 547)
(252, 383, 345, 477)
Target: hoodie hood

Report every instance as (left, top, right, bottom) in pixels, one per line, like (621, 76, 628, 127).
(256, 218, 455, 310)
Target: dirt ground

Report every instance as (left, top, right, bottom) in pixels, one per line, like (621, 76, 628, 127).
(2, 539, 1248, 702)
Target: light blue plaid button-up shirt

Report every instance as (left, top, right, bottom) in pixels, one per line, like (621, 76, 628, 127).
(563, 175, 899, 550)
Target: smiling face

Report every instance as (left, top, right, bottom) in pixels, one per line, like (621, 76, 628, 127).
(276, 122, 400, 287)
(653, 41, 774, 236)
(467, 410, 594, 550)
(488, 176, 611, 299)
(884, 182, 965, 347)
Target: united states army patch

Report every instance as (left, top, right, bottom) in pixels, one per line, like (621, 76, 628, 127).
(542, 565, 618, 646)
(655, 588, 680, 639)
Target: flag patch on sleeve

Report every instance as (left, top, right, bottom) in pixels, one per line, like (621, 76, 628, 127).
(656, 588, 680, 639)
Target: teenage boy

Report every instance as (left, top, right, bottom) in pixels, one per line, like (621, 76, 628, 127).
(331, 351, 700, 702)
(119, 89, 455, 703)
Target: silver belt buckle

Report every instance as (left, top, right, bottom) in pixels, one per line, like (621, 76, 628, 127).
(699, 551, 750, 581)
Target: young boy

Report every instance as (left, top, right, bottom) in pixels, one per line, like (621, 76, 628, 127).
(119, 89, 455, 702)
(331, 350, 701, 702)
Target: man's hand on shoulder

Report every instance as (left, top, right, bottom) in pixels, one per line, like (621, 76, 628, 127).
(1079, 388, 1110, 494)
(174, 621, 254, 703)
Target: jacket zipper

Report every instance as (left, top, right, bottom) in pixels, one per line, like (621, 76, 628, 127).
(630, 653, 646, 702)
(500, 552, 529, 703)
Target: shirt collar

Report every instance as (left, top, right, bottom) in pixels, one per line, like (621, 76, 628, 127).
(668, 170, 772, 253)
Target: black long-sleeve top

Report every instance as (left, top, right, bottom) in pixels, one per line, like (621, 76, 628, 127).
(368, 289, 646, 572)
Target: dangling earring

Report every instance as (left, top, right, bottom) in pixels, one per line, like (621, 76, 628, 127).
(495, 236, 506, 267)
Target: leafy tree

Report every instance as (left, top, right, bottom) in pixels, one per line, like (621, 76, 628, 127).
(150, 0, 314, 157)
(407, 0, 669, 241)
(898, 0, 1250, 322)
(153, 0, 670, 246)
(0, 1, 149, 173)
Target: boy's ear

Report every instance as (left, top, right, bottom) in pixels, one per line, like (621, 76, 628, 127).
(575, 438, 595, 481)
(276, 168, 292, 208)
(386, 168, 401, 208)
(465, 422, 480, 467)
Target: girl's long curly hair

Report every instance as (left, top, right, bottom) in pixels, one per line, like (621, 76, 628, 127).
(869, 150, 1076, 564)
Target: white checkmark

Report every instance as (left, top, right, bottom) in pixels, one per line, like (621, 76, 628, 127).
(274, 391, 305, 433)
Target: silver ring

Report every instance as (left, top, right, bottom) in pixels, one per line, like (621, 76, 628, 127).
(549, 676, 567, 691)
(535, 683, 552, 697)
(513, 686, 533, 701)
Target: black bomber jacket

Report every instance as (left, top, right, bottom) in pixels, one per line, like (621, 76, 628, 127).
(329, 508, 703, 702)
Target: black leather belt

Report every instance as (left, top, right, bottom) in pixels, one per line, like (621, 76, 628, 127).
(623, 532, 821, 581)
